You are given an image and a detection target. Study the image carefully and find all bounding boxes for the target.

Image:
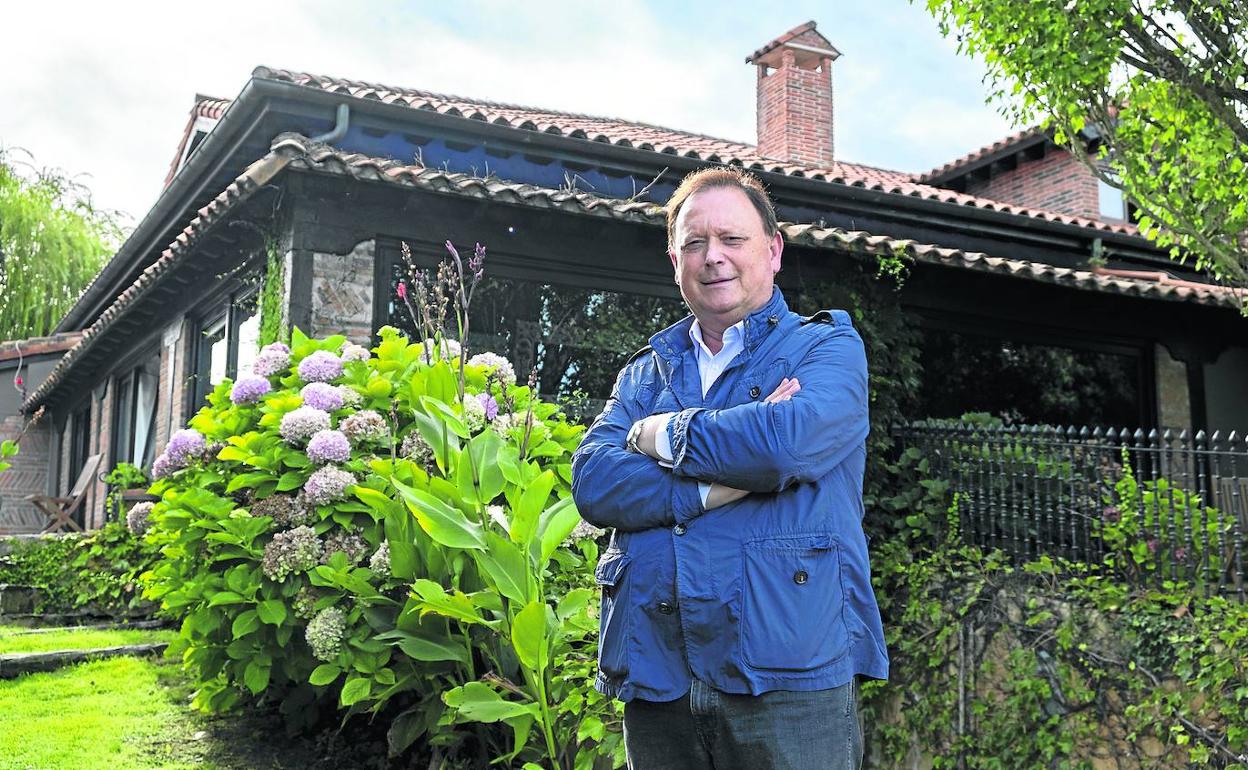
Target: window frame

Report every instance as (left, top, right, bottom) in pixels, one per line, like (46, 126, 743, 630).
(187, 285, 261, 411)
(110, 346, 161, 472)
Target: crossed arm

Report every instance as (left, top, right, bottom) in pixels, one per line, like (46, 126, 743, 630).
(570, 329, 868, 532)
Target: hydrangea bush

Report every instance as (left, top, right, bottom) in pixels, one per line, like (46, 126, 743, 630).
(141, 241, 621, 768)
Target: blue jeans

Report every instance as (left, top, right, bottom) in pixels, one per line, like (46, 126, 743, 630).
(622, 678, 863, 770)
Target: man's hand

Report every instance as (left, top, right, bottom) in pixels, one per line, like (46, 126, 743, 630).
(633, 377, 801, 459)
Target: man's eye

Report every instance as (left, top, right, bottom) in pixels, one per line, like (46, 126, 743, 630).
(684, 240, 706, 250)
(723, 236, 744, 244)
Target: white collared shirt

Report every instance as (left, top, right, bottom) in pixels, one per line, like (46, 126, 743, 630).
(652, 318, 746, 506)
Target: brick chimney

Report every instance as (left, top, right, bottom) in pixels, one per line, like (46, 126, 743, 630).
(746, 21, 841, 166)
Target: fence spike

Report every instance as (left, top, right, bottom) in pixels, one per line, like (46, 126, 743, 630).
(1179, 428, 1189, 442)
(1080, 426, 1092, 439)
(1195, 429, 1207, 444)
(1228, 429, 1240, 446)
(1106, 426, 1118, 441)
(1147, 427, 1159, 441)
(1163, 428, 1174, 443)
(1092, 426, 1104, 439)
(1133, 428, 1145, 444)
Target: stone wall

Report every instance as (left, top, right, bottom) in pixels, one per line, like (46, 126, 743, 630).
(309, 239, 375, 345)
(0, 418, 52, 534)
(1155, 343, 1191, 432)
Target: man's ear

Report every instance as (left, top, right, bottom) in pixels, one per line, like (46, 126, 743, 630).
(768, 231, 784, 274)
(668, 248, 680, 282)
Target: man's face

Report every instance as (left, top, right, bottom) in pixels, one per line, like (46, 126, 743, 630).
(669, 185, 783, 332)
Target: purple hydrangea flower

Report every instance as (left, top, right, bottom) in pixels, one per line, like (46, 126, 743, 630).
(230, 374, 272, 405)
(166, 429, 206, 467)
(253, 342, 292, 377)
(261, 525, 322, 581)
(304, 465, 355, 505)
(300, 382, 344, 412)
(279, 406, 331, 444)
(151, 453, 175, 479)
(339, 410, 388, 442)
(297, 350, 344, 383)
(126, 501, 155, 536)
(340, 342, 371, 362)
(307, 430, 351, 464)
(468, 352, 516, 386)
(477, 393, 499, 421)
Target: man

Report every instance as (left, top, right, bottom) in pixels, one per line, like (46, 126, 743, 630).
(571, 167, 889, 770)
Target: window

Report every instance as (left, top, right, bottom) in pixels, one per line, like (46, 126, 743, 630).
(67, 404, 91, 490)
(112, 351, 160, 470)
(191, 290, 260, 408)
(1097, 177, 1127, 221)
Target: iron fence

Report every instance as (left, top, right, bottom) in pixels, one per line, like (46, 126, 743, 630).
(893, 420, 1247, 598)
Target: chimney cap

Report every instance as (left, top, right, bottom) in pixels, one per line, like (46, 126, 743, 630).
(746, 20, 842, 68)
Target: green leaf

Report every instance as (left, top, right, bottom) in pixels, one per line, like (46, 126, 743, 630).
(475, 532, 531, 604)
(309, 664, 342, 686)
(354, 485, 396, 514)
(276, 471, 305, 491)
(411, 579, 486, 625)
(393, 477, 486, 551)
(243, 659, 271, 694)
(387, 706, 428, 757)
(375, 629, 469, 665)
(467, 429, 506, 503)
(383, 502, 420, 581)
(207, 591, 246, 607)
(510, 470, 556, 546)
(537, 496, 581, 564)
(257, 599, 288, 625)
(511, 600, 547, 672)
(231, 609, 260, 638)
(340, 677, 372, 706)
(226, 471, 277, 493)
(420, 396, 470, 438)
(443, 682, 540, 723)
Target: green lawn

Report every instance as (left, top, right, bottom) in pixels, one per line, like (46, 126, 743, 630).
(0, 654, 381, 770)
(0, 657, 207, 770)
(0, 625, 175, 655)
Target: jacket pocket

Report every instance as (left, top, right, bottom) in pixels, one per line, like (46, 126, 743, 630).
(594, 549, 632, 678)
(740, 535, 849, 671)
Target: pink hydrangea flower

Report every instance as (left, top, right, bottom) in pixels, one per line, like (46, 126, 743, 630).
(300, 382, 344, 411)
(231, 375, 272, 405)
(306, 430, 351, 464)
(297, 350, 343, 383)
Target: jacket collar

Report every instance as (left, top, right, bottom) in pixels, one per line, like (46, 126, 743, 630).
(649, 287, 789, 366)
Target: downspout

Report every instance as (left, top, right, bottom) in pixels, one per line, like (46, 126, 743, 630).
(311, 103, 350, 144)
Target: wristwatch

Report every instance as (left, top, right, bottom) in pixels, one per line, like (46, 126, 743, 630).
(625, 420, 644, 453)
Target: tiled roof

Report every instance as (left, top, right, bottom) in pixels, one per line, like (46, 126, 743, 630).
(23, 150, 294, 412)
(25, 133, 1239, 412)
(163, 95, 230, 189)
(745, 20, 841, 64)
(919, 126, 1048, 183)
(251, 67, 1140, 235)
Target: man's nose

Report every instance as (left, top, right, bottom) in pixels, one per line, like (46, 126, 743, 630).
(704, 240, 728, 264)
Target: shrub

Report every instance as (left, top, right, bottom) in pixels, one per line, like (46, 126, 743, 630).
(142, 241, 622, 769)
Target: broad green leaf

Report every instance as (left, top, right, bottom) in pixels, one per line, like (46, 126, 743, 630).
(243, 659, 270, 694)
(207, 590, 246, 607)
(537, 496, 581, 564)
(511, 600, 547, 672)
(354, 485, 396, 514)
(420, 395, 470, 439)
(257, 599, 287, 625)
(510, 470, 556, 546)
(309, 664, 342, 686)
(496, 444, 524, 485)
(231, 609, 260, 638)
(383, 503, 421, 581)
(374, 629, 469, 665)
(276, 471, 305, 491)
(443, 682, 540, 723)
(393, 477, 486, 550)
(340, 676, 372, 706)
(387, 706, 428, 757)
(474, 532, 532, 604)
(411, 579, 486, 625)
(468, 429, 506, 503)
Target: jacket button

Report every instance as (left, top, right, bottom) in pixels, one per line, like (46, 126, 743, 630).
(657, 602, 674, 614)
(794, 570, 808, 585)
(673, 523, 687, 536)
(768, 315, 778, 326)
(749, 386, 761, 399)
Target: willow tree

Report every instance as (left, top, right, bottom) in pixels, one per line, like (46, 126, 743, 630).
(0, 148, 122, 340)
(925, 1, 1248, 298)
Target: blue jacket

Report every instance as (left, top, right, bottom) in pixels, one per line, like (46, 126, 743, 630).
(571, 287, 889, 702)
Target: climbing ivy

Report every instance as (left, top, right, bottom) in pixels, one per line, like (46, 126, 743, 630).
(257, 237, 288, 348)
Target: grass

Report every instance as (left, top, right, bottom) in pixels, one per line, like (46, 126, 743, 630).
(0, 625, 175, 655)
(0, 654, 397, 769)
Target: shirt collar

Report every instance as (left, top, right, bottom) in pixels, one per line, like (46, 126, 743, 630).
(649, 286, 789, 364)
(689, 318, 745, 358)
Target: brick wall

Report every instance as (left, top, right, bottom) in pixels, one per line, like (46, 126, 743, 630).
(87, 382, 113, 528)
(965, 150, 1100, 219)
(0, 417, 53, 534)
(155, 316, 189, 451)
(310, 239, 376, 344)
(756, 40, 835, 166)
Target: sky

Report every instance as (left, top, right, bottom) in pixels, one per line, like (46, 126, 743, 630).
(0, 0, 1015, 228)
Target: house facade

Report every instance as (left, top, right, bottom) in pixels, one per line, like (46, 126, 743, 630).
(1, 20, 1244, 533)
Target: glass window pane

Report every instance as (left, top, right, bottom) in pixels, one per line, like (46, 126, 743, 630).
(113, 374, 134, 466)
(1098, 178, 1125, 221)
(131, 364, 159, 468)
(235, 308, 261, 378)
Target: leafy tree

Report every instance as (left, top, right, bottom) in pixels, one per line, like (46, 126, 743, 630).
(0, 147, 122, 340)
(925, 1, 1248, 298)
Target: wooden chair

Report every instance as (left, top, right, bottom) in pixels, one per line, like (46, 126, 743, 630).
(26, 453, 103, 533)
